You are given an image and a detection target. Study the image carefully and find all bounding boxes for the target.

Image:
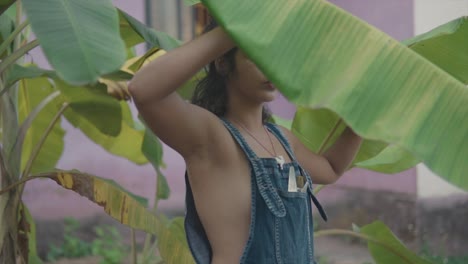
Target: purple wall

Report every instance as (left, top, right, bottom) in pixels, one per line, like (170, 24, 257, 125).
(329, 0, 414, 40)
(23, 0, 417, 220)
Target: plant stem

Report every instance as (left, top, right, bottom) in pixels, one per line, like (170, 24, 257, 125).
(0, 39, 39, 75)
(16, 0, 23, 53)
(314, 229, 414, 264)
(0, 20, 29, 57)
(0, 147, 9, 188)
(0, 175, 45, 196)
(131, 228, 137, 264)
(20, 102, 69, 182)
(142, 166, 162, 254)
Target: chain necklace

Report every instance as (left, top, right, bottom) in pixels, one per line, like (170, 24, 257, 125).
(231, 119, 286, 169)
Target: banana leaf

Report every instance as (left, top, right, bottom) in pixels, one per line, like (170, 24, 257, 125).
(54, 78, 122, 136)
(142, 128, 170, 200)
(0, 11, 14, 58)
(361, 221, 432, 264)
(119, 10, 181, 51)
(184, 0, 200, 6)
(63, 100, 147, 164)
(118, 11, 145, 49)
(5, 64, 56, 88)
(31, 170, 194, 263)
(18, 77, 64, 175)
(202, 0, 468, 190)
(316, 221, 432, 264)
(128, 47, 203, 100)
(403, 17, 468, 85)
(22, 0, 126, 85)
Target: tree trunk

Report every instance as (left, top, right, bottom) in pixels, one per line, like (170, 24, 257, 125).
(0, 193, 18, 264)
(0, 152, 19, 264)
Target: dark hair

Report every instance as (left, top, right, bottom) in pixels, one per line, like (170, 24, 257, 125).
(191, 18, 271, 123)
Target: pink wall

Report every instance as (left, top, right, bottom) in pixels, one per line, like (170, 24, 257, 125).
(23, 0, 417, 220)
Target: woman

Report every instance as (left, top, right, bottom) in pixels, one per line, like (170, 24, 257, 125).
(129, 18, 362, 264)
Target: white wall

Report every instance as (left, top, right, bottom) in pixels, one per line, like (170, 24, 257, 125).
(414, 0, 468, 198)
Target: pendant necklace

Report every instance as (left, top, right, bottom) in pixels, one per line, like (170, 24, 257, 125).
(232, 120, 285, 169)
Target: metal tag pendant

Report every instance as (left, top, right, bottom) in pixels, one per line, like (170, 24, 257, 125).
(275, 155, 285, 170)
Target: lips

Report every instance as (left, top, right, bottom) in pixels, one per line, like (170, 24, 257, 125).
(264, 81, 275, 90)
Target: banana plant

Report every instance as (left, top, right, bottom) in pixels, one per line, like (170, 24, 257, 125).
(184, 0, 467, 263)
(0, 1, 194, 263)
(201, 0, 468, 192)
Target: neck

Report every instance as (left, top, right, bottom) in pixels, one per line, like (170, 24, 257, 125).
(225, 96, 265, 131)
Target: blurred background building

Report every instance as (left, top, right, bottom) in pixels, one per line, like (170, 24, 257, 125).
(24, 0, 468, 261)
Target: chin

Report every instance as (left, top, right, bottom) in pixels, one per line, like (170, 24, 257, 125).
(263, 90, 278, 102)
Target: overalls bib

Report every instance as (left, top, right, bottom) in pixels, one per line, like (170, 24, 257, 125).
(185, 119, 327, 264)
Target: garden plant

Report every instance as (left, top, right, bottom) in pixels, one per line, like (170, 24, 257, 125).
(0, 0, 467, 263)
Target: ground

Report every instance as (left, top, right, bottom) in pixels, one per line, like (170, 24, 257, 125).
(45, 236, 373, 264)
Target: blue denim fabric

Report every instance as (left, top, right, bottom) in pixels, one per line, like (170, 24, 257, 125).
(185, 119, 327, 264)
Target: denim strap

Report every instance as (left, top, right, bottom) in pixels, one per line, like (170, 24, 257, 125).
(221, 119, 286, 217)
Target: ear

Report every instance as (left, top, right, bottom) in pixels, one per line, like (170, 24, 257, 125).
(215, 57, 228, 76)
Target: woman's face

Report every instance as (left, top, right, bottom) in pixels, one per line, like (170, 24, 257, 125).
(227, 51, 277, 103)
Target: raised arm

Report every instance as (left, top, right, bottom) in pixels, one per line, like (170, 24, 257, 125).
(284, 126, 363, 184)
(128, 27, 235, 158)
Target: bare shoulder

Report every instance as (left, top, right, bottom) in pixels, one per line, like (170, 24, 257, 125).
(275, 124, 299, 151)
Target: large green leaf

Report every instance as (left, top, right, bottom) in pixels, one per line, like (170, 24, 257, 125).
(142, 129, 170, 200)
(127, 47, 202, 100)
(5, 64, 56, 87)
(292, 107, 388, 164)
(158, 216, 193, 263)
(119, 10, 181, 51)
(354, 144, 420, 173)
(361, 221, 432, 264)
(22, 0, 126, 85)
(0, 11, 14, 58)
(2, 80, 20, 178)
(31, 170, 194, 263)
(403, 17, 468, 85)
(292, 108, 419, 172)
(289, 18, 468, 174)
(54, 78, 122, 136)
(203, 1, 468, 189)
(18, 77, 65, 174)
(118, 11, 144, 49)
(63, 101, 147, 164)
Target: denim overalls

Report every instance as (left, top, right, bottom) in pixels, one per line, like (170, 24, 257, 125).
(185, 119, 327, 264)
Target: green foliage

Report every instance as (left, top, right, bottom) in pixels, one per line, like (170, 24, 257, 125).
(1, 1, 466, 264)
(92, 226, 128, 264)
(22, 0, 126, 85)
(46, 218, 128, 264)
(54, 79, 123, 137)
(202, 0, 468, 190)
(360, 221, 432, 264)
(46, 218, 93, 261)
(183, 0, 201, 6)
(119, 10, 181, 51)
(18, 77, 65, 175)
(419, 243, 468, 264)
